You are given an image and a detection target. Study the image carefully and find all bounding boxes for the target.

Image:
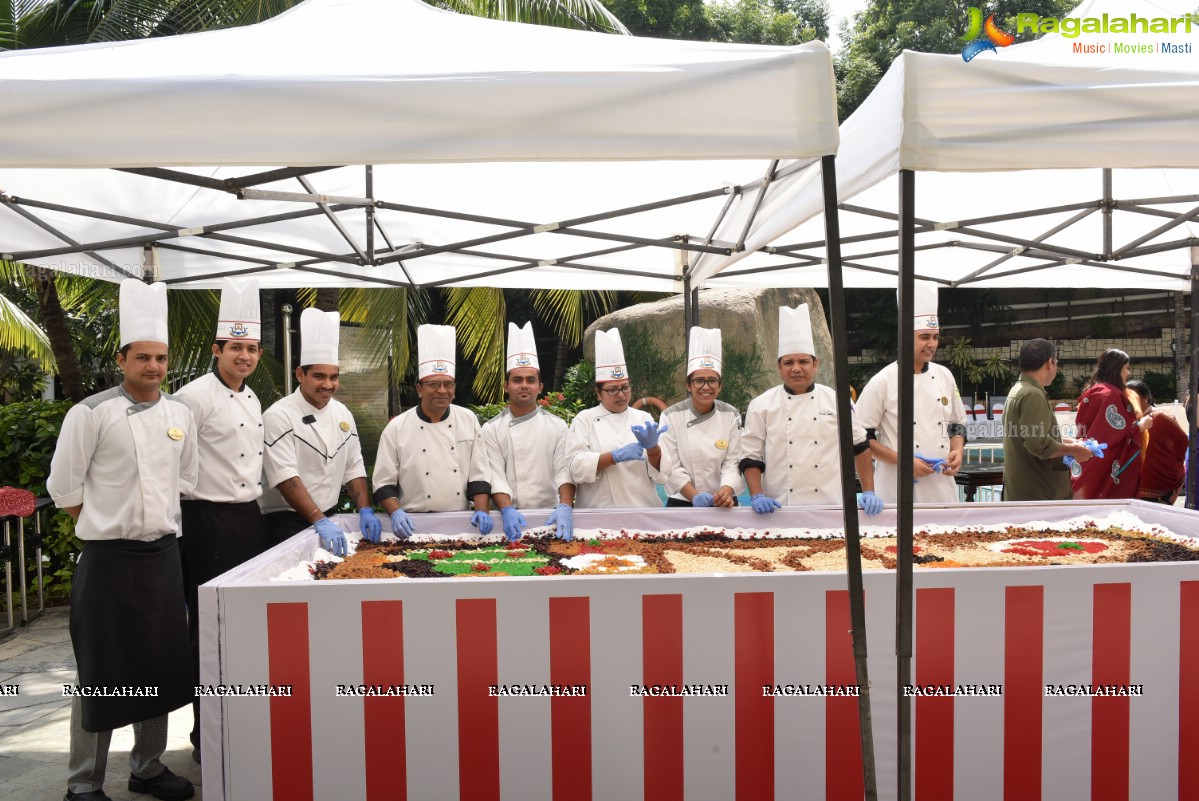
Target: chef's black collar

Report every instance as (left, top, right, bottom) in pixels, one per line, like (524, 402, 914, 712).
(416, 404, 451, 423)
(212, 363, 246, 392)
(782, 383, 817, 396)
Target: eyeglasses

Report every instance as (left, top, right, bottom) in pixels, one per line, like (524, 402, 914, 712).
(420, 381, 455, 391)
(688, 377, 721, 388)
(601, 385, 633, 396)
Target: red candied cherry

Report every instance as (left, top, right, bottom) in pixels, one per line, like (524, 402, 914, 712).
(429, 550, 452, 560)
(534, 566, 561, 576)
(471, 562, 490, 572)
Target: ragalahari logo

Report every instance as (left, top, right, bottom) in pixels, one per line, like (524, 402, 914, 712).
(960, 7, 1015, 61)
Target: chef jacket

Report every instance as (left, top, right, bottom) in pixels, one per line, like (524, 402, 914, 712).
(175, 371, 263, 503)
(481, 407, 571, 509)
(259, 390, 366, 514)
(566, 405, 671, 508)
(47, 386, 197, 541)
(738, 384, 867, 505)
(659, 398, 744, 500)
(855, 361, 967, 504)
(373, 404, 491, 512)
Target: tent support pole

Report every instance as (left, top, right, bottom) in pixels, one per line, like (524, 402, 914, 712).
(1103, 168, 1113, 257)
(691, 287, 699, 327)
(1190, 250, 1198, 510)
(0, 201, 139, 280)
(821, 154, 878, 801)
(682, 273, 693, 333)
(366, 166, 375, 264)
(896, 168, 916, 801)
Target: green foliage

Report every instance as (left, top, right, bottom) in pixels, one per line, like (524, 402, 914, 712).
(0, 353, 46, 402)
(620, 326, 685, 406)
(562, 360, 598, 410)
(1140, 370, 1176, 405)
(715, 342, 767, 413)
(0, 400, 78, 601)
(1046, 366, 1067, 399)
(1089, 315, 1116, 339)
(603, 0, 712, 39)
(706, 0, 827, 46)
(470, 390, 584, 426)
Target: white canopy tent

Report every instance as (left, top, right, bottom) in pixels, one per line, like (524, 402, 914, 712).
(0, 0, 840, 294)
(695, 0, 1199, 291)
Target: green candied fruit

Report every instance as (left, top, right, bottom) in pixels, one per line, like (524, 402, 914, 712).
(428, 545, 551, 577)
(1057, 542, 1084, 551)
(586, 539, 602, 547)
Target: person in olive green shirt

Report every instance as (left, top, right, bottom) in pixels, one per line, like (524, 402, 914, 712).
(1003, 339, 1095, 501)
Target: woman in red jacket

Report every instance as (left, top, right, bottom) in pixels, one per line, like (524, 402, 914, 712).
(1071, 349, 1153, 500)
(1127, 380, 1189, 504)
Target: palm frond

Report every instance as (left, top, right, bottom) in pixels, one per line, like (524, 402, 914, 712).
(339, 286, 431, 379)
(445, 287, 506, 402)
(438, 0, 628, 34)
(0, 291, 54, 370)
(530, 288, 614, 346)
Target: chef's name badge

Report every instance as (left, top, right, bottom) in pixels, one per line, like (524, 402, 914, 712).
(940, 396, 949, 406)
(167, 427, 185, 441)
(340, 421, 351, 432)
(715, 439, 728, 450)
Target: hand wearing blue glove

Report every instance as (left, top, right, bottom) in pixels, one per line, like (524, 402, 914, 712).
(358, 507, 382, 543)
(500, 506, 527, 542)
(314, 517, 348, 556)
(915, 453, 948, 474)
(692, 492, 715, 507)
(545, 503, 574, 541)
(1064, 438, 1108, 467)
(858, 491, 884, 517)
(751, 493, 782, 514)
(631, 421, 669, 450)
(611, 441, 645, 463)
(390, 508, 415, 539)
(471, 509, 494, 535)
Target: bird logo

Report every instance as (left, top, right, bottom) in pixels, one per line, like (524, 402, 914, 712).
(960, 7, 1015, 61)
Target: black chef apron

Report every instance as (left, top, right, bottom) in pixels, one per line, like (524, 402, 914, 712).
(70, 535, 193, 732)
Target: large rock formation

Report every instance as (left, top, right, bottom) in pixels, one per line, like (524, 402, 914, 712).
(583, 288, 834, 410)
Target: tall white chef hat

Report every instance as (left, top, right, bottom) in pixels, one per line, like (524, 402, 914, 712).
(506, 322, 539, 374)
(299, 308, 340, 366)
(119, 279, 169, 347)
(778, 304, 815, 359)
(594, 329, 629, 383)
(418, 324, 457, 380)
(907, 281, 940, 331)
(687, 327, 723, 376)
(216, 278, 261, 341)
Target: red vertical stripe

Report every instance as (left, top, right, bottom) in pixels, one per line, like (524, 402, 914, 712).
(915, 587, 955, 801)
(456, 598, 499, 801)
(735, 592, 774, 801)
(1004, 585, 1043, 801)
(550, 597, 592, 801)
(642, 594, 684, 801)
(825, 590, 865, 801)
(362, 600, 406, 801)
(1092, 583, 1131, 801)
(1179, 582, 1199, 799)
(267, 602, 312, 801)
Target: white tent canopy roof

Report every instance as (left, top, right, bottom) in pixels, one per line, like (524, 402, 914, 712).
(696, 0, 1199, 291)
(0, 0, 839, 291)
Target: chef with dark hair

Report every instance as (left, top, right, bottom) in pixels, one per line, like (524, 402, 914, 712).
(48, 279, 198, 801)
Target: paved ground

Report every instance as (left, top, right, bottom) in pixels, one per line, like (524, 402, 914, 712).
(0, 607, 202, 801)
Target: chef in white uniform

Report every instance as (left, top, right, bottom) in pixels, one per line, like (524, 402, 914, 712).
(373, 324, 494, 537)
(482, 322, 576, 540)
(174, 278, 266, 761)
(48, 279, 197, 801)
(259, 308, 379, 554)
(855, 281, 968, 504)
(739, 304, 884, 515)
(659, 327, 744, 507)
(566, 328, 671, 508)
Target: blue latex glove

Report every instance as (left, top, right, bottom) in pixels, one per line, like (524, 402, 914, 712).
(500, 506, 527, 542)
(611, 442, 645, 463)
(751, 493, 782, 514)
(914, 453, 949, 474)
(358, 507, 382, 543)
(631, 421, 669, 450)
(858, 491, 884, 517)
(314, 517, 347, 556)
(390, 508, 415, 539)
(471, 510, 494, 535)
(692, 492, 715, 507)
(545, 503, 574, 541)
(1064, 438, 1108, 467)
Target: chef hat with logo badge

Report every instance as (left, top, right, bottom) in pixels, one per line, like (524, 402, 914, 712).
(908, 280, 940, 331)
(687, 327, 723, 376)
(506, 322, 539, 374)
(119, 279, 169, 347)
(299, 308, 340, 366)
(216, 278, 260, 341)
(595, 329, 629, 383)
(778, 304, 815, 359)
(418, 324, 457, 380)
